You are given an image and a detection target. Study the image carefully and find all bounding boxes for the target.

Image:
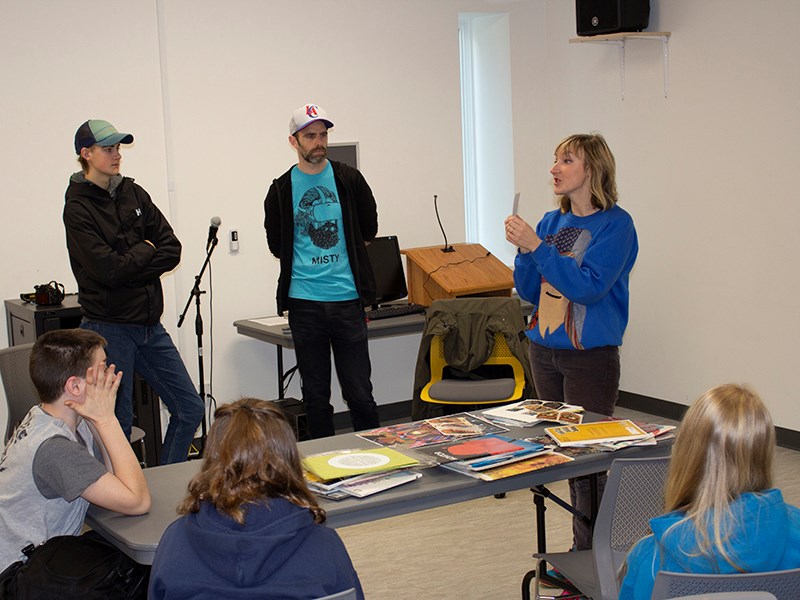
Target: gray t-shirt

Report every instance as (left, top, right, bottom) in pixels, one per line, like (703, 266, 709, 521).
(0, 407, 107, 570)
(33, 435, 106, 501)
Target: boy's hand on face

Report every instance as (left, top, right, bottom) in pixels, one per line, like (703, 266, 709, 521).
(65, 362, 122, 427)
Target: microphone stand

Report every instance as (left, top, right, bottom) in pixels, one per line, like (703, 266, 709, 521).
(177, 236, 218, 457)
(434, 194, 455, 253)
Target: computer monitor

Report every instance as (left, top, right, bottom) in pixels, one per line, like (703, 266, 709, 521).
(366, 235, 408, 309)
(327, 142, 359, 170)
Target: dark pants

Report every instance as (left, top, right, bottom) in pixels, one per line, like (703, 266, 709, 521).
(287, 298, 379, 439)
(529, 343, 620, 550)
(81, 320, 204, 465)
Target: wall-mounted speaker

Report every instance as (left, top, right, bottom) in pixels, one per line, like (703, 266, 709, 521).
(576, 0, 650, 37)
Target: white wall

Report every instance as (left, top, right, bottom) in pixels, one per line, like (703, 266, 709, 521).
(532, 0, 800, 430)
(0, 0, 498, 431)
(1, 0, 799, 434)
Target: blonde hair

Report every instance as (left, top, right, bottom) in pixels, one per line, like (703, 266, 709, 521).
(178, 398, 325, 525)
(554, 133, 618, 213)
(663, 384, 775, 570)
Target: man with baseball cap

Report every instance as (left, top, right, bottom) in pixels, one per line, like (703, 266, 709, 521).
(264, 103, 380, 438)
(63, 119, 204, 464)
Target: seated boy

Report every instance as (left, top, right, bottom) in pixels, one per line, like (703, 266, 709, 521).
(0, 329, 151, 571)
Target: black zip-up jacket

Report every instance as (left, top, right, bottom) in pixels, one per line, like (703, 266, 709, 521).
(264, 160, 378, 315)
(63, 173, 181, 325)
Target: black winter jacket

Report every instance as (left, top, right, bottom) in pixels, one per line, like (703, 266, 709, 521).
(63, 174, 181, 325)
(263, 160, 378, 314)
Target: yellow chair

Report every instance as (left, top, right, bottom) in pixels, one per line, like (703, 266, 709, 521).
(421, 331, 526, 405)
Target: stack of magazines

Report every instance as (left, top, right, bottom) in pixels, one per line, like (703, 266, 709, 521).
(302, 447, 422, 500)
(544, 419, 676, 450)
(481, 399, 585, 427)
(545, 419, 654, 448)
(357, 412, 509, 449)
(413, 434, 550, 477)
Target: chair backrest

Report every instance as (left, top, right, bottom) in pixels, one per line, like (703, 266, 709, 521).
(651, 568, 800, 600)
(421, 331, 525, 404)
(313, 588, 357, 600)
(662, 593, 777, 600)
(592, 455, 672, 600)
(411, 296, 535, 419)
(0, 343, 38, 443)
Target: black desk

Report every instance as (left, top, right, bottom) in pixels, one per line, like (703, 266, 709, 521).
(5, 295, 83, 345)
(85, 413, 671, 565)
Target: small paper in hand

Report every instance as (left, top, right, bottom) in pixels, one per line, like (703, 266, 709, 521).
(512, 192, 521, 216)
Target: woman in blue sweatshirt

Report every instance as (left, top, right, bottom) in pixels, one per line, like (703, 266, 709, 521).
(505, 133, 638, 550)
(148, 398, 363, 600)
(619, 384, 800, 600)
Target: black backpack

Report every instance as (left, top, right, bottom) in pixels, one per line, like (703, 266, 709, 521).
(0, 532, 149, 599)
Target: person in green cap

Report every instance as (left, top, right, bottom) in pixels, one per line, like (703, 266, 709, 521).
(63, 119, 203, 464)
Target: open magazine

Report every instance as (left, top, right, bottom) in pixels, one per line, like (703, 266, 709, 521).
(482, 399, 584, 427)
(357, 413, 507, 449)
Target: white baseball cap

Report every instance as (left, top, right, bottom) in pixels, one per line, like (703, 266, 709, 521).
(289, 103, 334, 135)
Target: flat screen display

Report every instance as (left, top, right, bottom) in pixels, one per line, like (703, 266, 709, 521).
(327, 142, 359, 170)
(366, 235, 408, 308)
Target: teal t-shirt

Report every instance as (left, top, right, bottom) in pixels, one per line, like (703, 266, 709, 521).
(288, 162, 357, 301)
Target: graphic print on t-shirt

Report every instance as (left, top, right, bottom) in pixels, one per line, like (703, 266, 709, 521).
(297, 185, 340, 250)
(289, 163, 356, 301)
(536, 226, 591, 349)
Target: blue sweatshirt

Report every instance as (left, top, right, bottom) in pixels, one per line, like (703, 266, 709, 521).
(148, 498, 364, 600)
(619, 489, 800, 600)
(514, 205, 638, 350)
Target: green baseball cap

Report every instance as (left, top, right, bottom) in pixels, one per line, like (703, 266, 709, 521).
(74, 119, 134, 154)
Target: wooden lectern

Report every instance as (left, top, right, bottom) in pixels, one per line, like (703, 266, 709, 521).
(401, 243, 514, 306)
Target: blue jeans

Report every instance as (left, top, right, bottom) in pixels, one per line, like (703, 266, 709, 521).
(530, 343, 620, 550)
(81, 320, 204, 464)
(287, 298, 379, 438)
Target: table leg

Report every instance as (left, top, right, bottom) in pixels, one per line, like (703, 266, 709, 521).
(521, 478, 603, 600)
(276, 346, 299, 400)
(276, 346, 285, 399)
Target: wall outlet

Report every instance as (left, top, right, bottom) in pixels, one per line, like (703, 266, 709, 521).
(229, 229, 240, 253)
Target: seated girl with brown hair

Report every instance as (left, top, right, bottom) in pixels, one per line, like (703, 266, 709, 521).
(148, 398, 363, 599)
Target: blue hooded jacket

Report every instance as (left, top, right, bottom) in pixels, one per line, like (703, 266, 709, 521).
(619, 489, 800, 600)
(148, 497, 363, 599)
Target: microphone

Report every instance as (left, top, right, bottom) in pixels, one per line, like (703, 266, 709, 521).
(206, 216, 221, 250)
(433, 195, 454, 253)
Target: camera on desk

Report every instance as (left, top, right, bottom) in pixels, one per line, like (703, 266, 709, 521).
(20, 281, 66, 306)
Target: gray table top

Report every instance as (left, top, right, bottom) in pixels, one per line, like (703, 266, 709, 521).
(234, 311, 426, 349)
(86, 412, 671, 565)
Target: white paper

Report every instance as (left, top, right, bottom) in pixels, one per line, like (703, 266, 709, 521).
(251, 316, 289, 327)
